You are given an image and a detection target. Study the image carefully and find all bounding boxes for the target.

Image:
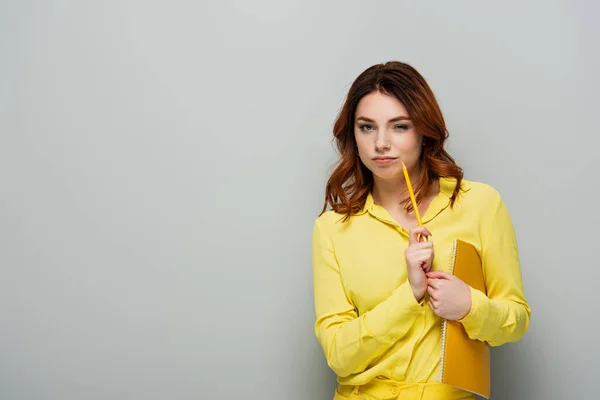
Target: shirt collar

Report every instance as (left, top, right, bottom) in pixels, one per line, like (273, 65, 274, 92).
(359, 176, 461, 217)
(439, 176, 458, 199)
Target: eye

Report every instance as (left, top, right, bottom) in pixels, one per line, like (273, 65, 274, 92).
(358, 124, 375, 132)
(394, 124, 410, 131)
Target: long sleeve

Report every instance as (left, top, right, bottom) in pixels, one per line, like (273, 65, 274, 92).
(312, 217, 425, 378)
(458, 192, 531, 346)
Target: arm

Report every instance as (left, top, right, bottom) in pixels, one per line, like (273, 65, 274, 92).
(312, 217, 425, 378)
(458, 192, 531, 346)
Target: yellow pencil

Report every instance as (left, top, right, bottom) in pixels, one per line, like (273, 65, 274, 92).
(402, 161, 426, 240)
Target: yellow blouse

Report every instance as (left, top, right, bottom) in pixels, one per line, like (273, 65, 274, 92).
(311, 177, 531, 397)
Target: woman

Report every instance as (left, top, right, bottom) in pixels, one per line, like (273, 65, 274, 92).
(311, 61, 530, 400)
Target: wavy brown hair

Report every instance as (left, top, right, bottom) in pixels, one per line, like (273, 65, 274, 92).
(321, 61, 464, 220)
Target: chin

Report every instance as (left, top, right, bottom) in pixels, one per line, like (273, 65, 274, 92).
(369, 166, 402, 181)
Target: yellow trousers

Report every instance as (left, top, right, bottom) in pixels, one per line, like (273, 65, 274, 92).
(333, 377, 475, 400)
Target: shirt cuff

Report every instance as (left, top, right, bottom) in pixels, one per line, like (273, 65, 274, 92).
(458, 286, 490, 339)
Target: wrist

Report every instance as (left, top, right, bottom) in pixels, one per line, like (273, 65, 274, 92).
(410, 283, 426, 302)
(459, 287, 473, 319)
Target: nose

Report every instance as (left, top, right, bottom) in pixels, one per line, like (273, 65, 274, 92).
(375, 131, 391, 152)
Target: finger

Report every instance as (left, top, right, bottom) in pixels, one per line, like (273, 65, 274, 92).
(415, 231, 431, 244)
(426, 271, 452, 280)
(427, 286, 438, 300)
(412, 241, 434, 250)
(409, 226, 432, 244)
(404, 244, 432, 261)
(410, 251, 433, 263)
(428, 300, 439, 313)
(412, 247, 434, 259)
(416, 255, 433, 270)
(410, 250, 434, 262)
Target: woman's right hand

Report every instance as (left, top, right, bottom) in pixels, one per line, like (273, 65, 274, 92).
(404, 226, 434, 301)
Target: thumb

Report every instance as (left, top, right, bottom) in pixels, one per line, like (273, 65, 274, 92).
(426, 271, 453, 280)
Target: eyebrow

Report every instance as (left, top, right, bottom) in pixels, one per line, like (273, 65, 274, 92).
(356, 116, 411, 123)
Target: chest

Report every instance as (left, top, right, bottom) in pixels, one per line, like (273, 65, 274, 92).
(333, 219, 475, 314)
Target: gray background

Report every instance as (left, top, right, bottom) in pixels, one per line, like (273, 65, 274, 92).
(1, 1, 598, 399)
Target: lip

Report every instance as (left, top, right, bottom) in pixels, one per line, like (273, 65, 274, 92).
(372, 157, 397, 165)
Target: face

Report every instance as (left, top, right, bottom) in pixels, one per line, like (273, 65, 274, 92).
(354, 91, 423, 181)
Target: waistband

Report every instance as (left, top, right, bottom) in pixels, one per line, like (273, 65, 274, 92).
(336, 377, 474, 400)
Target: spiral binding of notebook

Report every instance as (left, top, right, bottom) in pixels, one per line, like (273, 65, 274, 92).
(438, 239, 458, 384)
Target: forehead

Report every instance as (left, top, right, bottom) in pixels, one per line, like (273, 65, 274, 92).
(355, 91, 408, 120)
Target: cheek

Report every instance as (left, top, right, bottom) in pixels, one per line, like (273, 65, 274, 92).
(355, 134, 370, 151)
(395, 134, 422, 154)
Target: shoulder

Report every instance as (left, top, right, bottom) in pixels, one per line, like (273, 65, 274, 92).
(456, 178, 508, 220)
(313, 209, 362, 240)
(314, 210, 346, 232)
(459, 178, 503, 205)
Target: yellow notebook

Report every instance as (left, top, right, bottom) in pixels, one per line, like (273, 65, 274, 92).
(438, 239, 490, 399)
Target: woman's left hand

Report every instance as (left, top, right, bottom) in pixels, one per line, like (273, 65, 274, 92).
(425, 271, 472, 321)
